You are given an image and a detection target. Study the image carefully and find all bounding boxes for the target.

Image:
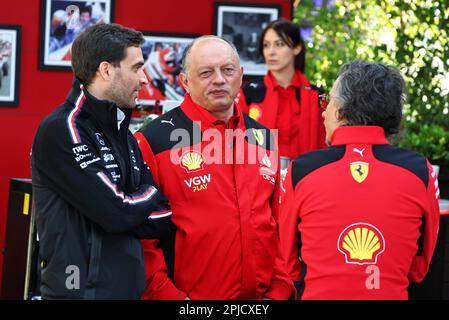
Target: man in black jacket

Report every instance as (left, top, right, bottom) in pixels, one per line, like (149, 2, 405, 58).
(31, 23, 171, 299)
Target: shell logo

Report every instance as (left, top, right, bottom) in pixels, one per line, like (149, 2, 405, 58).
(337, 222, 385, 265)
(249, 105, 262, 121)
(180, 151, 204, 173)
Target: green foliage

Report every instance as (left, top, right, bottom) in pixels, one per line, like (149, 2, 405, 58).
(399, 123, 449, 165)
(294, 0, 449, 165)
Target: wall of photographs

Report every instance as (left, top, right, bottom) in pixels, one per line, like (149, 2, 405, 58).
(0, 0, 291, 287)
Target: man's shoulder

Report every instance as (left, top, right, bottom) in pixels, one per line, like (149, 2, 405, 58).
(138, 106, 199, 155)
(372, 144, 429, 188)
(36, 102, 73, 136)
(290, 146, 346, 187)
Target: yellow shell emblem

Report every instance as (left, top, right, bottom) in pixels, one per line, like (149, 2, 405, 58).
(350, 161, 369, 183)
(180, 151, 204, 173)
(252, 128, 264, 146)
(338, 223, 385, 265)
(248, 105, 262, 121)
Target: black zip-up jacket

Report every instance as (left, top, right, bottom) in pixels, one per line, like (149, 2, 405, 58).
(31, 78, 172, 299)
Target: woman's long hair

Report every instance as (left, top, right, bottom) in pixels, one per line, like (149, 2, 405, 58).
(259, 18, 306, 73)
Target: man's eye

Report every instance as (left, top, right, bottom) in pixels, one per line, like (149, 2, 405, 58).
(223, 68, 235, 75)
(200, 71, 211, 77)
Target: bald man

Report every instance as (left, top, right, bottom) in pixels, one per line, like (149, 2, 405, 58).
(135, 36, 294, 299)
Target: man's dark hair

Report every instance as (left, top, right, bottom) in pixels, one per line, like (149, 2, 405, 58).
(79, 6, 92, 16)
(71, 23, 144, 86)
(259, 18, 306, 73)
(335, 60, 406, 136)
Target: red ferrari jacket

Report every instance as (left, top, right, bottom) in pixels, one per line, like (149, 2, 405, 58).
(279, 126, 440, 299)
(236, 70, 326, 160)
(135, 94, 294, 300)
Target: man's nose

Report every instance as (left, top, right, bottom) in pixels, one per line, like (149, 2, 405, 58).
(139, 68, 149, 85)
(212, 69, 225, 83)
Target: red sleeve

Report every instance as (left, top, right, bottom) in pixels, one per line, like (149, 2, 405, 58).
(278, 163, 302, 284)
(135, 131, 187, 300)
(263, 156, 295, 300)
(408, 161, 441, 283)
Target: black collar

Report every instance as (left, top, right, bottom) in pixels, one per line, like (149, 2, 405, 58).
(66, 77, 132, 133)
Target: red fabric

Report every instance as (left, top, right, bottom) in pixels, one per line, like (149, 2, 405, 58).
(136, 95, 294, 299)
(279, 126, 440, 299)
(236, 70, 327, 160)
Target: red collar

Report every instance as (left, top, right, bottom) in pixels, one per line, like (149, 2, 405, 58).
(180, 94, 242, 130)
(331, 126, 389, 145)
(266, 70, 310, 90)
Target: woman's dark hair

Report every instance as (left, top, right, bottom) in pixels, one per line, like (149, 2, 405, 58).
(71, 23, 144, 86)
(335, 60, 406, 136)
(259, 18, 306, 73)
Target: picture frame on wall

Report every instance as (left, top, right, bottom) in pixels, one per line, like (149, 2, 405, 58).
(214, 2, 280, 76)
(0, 25, 21, 106)
(138, 32, 199, 107)
(39, 0, 114, 70)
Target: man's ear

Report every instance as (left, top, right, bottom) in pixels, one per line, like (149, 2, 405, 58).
(97, 61, 113, 81)
(179, 72, 189, 93)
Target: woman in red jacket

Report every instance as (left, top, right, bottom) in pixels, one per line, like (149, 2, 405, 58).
(237, 18, 326, 166)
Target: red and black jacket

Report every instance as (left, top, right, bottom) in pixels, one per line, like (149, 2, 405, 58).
(135, 95, 294, 300)
(279, 126, 440, 299)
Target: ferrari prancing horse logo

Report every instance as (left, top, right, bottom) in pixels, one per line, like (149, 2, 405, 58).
(350, 161, 369, 183)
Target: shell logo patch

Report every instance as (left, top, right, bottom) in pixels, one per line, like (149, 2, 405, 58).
(338, 222, 385, 265)
(180, 151, 204, 173)
(248, 105, 262, 121)
(252, 128, 265, 146)
(350, 161, 369, 183)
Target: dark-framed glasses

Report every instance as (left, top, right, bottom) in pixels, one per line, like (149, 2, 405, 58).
(318, 93, 330, 110)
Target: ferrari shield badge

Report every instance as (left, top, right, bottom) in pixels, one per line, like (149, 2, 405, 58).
(350, 161, 369, 183)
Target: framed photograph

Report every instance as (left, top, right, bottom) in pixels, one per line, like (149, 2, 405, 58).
(0, 25, 21, 106)
(138, 32, 199, 106)
(39, 0, 114, 70)
(214, 2, 280, 76)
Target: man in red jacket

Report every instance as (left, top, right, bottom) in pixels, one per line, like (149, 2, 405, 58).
(135, 35, 294, 299)
(279, 60, 440, 299)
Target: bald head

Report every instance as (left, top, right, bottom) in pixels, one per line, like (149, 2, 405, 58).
(181, 35, 240, 75)
(178, 35, 243, 123)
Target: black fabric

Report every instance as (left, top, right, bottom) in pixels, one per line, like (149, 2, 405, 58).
(291, 146, 346, 189)
(241, 79, 266, 104)
(242, 79, 323, 107)
(139, 107, 202, 155)
(31, 78, 171, 299)
(372, 145, 429, 189)
(159, 221, 178, 282)
(294, 263, 307, 300)
(295, 217, 306, 300)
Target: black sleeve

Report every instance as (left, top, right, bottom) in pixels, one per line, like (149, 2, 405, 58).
(32, 117, 172, 234)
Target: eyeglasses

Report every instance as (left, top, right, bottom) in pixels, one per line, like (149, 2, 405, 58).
(318, 93, 330, 110)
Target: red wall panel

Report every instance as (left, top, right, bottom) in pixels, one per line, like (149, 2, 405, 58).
(0, 0, 291, 288)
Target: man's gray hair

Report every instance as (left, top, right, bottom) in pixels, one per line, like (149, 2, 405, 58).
(181, 35, 240, 74)
(335, 60, 406, 136)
